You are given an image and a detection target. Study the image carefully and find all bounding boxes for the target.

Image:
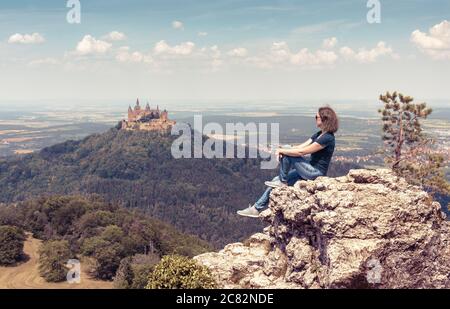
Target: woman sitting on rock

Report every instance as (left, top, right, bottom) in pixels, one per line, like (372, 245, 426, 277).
(237, 106, 339, 218)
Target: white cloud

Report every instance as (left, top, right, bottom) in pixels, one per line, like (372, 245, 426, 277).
(75, 35, 112, 56)
(111, 41, 221, 71)
(198, 45, 223, 69)
(209, 45, 221, 58)
(227, 47, 248, 57)
(322, 37, 338, 49)
(339, 41, 395, 63)
(243, 42, 337, 69)
(116, 46, 153, 64)
(411, 20, 450, 60)
(103, 31, 126, 41)
(172, 21, 184, 30)
(198, 32, 208, 37)
(339, 46, 355, 58)
(153, 40, 195, 56)
(271, 41, 338, 66)
(8, 33, 45, 44)
(207, 45, 222, 70)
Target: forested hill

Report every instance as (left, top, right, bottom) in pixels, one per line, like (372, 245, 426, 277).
(0, 127, 359, 248)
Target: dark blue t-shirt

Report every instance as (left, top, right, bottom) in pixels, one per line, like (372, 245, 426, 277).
(309, 131, 335, 175)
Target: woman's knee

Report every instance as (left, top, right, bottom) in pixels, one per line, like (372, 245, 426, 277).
(295, 165, 322, 180)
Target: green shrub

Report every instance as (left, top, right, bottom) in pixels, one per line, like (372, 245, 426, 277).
(81, 225, 126, 280)
(92, 243, 123, 280)
(38, 240, 71, 282)
(113, 257, 133, 289)
(0, 225, 26, 265)
(146, 255, 216, 289)
(114, 254, 160, 289)
(76, 210, 115, 231)
(81, 236, 109, 256)
(131, 263, 154, 289)
(100, 225, 124, 242)
(130, 254, 160, 289)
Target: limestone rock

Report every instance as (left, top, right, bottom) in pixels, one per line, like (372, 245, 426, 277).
(194, 169, 450, 288)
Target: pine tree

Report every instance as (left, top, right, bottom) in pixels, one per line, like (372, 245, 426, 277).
(378, 91, 449, 200)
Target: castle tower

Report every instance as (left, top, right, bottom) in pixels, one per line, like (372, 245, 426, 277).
(145, 102, 151, 112)
(161, 109, 168, 120)
(128, 105, 134, 122)
(134, 98, 141, 111)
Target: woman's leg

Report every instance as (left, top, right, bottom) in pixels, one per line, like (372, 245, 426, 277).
(280, 155, 313, 183)
(291, 156, 323, 180)
(254, 186, 273, 211)
(239, 159, 308, 216)
(275, 155, 323, 185)
(254, 170, 300, 211)
(279, 155, 292, 183)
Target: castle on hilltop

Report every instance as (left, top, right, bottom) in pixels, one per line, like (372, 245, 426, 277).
(127, 99, 168, 122)
(119, 99, 176, 131)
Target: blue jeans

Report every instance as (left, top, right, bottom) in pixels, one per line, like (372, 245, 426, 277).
(279, 155, 323, 182)
(254, 155, 323, 211)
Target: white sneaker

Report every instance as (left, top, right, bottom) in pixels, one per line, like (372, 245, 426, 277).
(237, 205, 261, 218)
(264, 180, 287, 188)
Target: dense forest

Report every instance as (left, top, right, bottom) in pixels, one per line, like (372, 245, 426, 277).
(0, 127, 360, 247)
(0, 195, 211, 283)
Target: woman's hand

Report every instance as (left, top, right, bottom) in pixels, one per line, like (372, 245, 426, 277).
(275, 148, 283, 161)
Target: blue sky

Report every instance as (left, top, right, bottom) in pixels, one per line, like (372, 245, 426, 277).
(0, 0, 450, 103)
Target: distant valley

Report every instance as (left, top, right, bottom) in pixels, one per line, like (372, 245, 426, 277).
(1, 101, 448, 178)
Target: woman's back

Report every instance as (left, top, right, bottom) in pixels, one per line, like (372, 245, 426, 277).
(309, 131, 335, 176)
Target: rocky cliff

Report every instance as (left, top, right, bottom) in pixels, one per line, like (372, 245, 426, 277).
(195, 169, 450, 288)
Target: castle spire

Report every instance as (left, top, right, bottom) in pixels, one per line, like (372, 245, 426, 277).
(135, 98, 141, 110)
(128, 105, 134, 122)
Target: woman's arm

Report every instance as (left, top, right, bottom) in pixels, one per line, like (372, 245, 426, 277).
(291, 138, 313, 150)
(278, 142, 324, 157)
